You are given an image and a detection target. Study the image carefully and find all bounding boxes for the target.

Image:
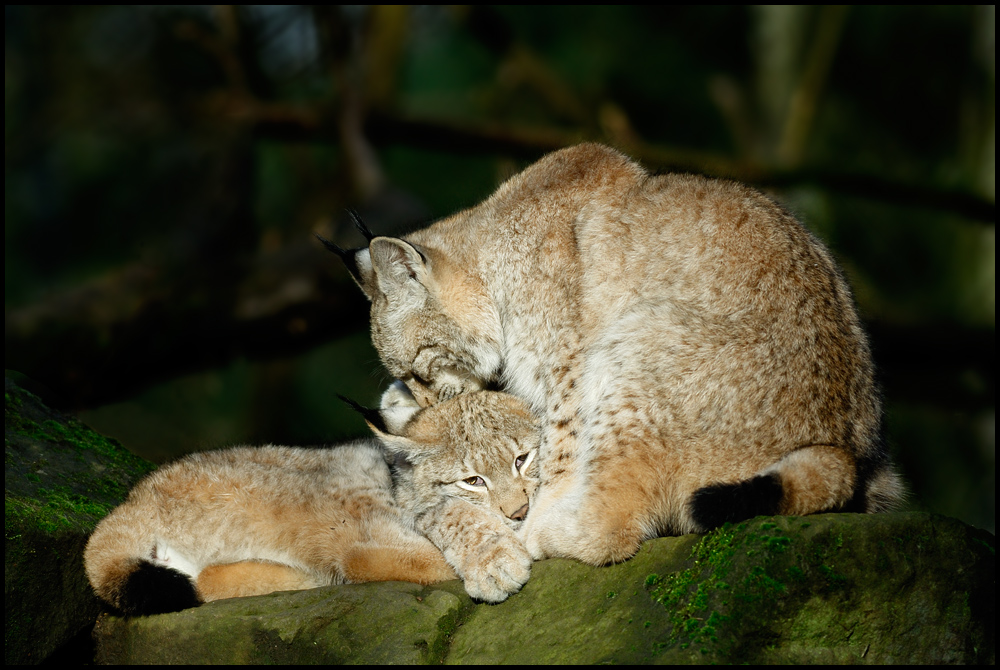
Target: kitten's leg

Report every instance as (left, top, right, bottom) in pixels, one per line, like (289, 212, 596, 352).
(341, 539, 457, 585)
(196, 561, 323, 601)
(417, 498, 531, 603)
(688, 444, 859, 530)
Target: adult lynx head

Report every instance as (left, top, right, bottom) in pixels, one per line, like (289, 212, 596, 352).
(320, 211, 502, 407)
(354, 382, 540, 525)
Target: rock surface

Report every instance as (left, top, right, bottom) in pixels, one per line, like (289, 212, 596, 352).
(92, 512, 994, 665)
(5, 375, 996, 664)
(4, 376, 153, 664)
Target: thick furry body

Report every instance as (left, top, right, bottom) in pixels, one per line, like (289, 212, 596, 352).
(84, 390, 539, 614)
(84, 443, 454, 615)
(344, 143, 904, 573)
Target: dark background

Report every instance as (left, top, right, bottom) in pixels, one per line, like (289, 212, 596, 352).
(5, 6, 994, 532)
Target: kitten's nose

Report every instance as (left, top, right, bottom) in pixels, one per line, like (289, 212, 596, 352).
(508, 503, 529, 521)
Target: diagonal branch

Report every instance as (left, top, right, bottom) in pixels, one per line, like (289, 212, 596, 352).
(240, 104, 994, 223)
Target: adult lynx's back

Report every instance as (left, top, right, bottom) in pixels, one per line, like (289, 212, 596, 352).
(331, 143, 903, 573)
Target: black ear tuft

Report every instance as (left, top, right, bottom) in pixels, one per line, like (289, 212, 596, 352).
(338, 394, 388, 434)
(315, 233, 350, 259)
(316, 234, 365, 282)
(347, 208, 375, 242)
(689, 473, 784, 532)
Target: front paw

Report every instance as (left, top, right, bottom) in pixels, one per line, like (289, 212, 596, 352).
(461, 535, 532, 603)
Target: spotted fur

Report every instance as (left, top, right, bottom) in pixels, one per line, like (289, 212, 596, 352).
(84, 387, 540, 614)
(336, 143, 905, 588)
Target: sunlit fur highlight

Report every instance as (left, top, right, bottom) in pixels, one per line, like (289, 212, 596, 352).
(84, 387, 543, 614)
(346, 143, 905, 577)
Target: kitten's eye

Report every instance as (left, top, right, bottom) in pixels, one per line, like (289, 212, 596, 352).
(464, 476, 486, 487)
(515, 455, 527, 470)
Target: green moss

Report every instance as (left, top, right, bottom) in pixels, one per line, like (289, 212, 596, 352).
(6, 379, 154, 514)
(6, 488, 110, 535)
(971, 537, 994, 556)
(644, 517, 836, 659)
(765, 535, 791, 552)
(646, 523, 741, 654)
(642, 516, 891, 662)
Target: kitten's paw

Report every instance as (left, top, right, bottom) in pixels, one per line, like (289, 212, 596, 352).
(461, 536, 532, 603)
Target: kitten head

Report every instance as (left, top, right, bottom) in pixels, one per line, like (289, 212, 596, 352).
(325, 224, 502, 407)
(362, 382, 540, 527)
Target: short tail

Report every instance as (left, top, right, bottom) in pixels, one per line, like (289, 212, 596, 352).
(84, 514, 201, 616)
(689, 473, 784, 530)
(111, 560, 202, 616)
(688, 444, 902, 531)
(857, 459, 906, 513)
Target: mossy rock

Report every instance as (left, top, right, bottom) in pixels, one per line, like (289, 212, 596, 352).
(5, 375, 154, 665)
(94, 512, 993, 664)
(5, 374, 995, 664)
(449, 512, 995, 664)
(94, 580, 476, 664)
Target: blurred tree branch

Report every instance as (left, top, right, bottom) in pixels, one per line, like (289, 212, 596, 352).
(194, 7, 995, 221)
(240, 105, 995, 223)
(5, 234, 369, 410)
(777, 5, 851, 167)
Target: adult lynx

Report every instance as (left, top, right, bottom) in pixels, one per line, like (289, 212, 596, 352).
(84, 385, 538, 614)
(328, 142, 904, 575)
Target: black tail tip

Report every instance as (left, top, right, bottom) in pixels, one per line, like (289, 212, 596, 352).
(689, 473, 784, 531)
(117, 562, 201, 616)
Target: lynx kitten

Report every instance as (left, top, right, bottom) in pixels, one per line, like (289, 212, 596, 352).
(84, 385, 538, 614)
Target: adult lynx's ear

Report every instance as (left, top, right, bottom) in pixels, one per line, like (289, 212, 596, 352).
(369, 237, 431, 300)
(315, 235, 375, 296)
(316, 209, 379, 299)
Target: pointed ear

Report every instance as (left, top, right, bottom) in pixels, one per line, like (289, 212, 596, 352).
(316, 235, 377, 298)
(369, 237, 431, 298)
(338, 392, 427, 460)
(378, 381, 422, 434)
(316, 211, 379, 298)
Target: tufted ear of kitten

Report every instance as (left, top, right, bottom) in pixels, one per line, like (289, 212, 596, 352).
(337, 384, 428, 464)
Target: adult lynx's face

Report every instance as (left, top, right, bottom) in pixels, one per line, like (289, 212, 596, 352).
(342, 235, 503, 407)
